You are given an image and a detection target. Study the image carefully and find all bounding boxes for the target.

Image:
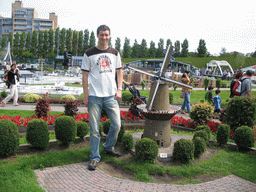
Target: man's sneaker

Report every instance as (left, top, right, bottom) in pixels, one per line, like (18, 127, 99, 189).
(1, 102, 5, 107)
(88, 160, 98, 171)
(104, 149, 121, 157)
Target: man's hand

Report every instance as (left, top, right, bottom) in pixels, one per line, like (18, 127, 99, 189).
(114, 89, 122, 100)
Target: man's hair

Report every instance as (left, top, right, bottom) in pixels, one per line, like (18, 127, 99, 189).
(235, 72, 243, 79)
(208, 86, 213, 90)
(97, 25, 110, 35)
(215, 89, 221, 95)
(246, 70, 253, 77)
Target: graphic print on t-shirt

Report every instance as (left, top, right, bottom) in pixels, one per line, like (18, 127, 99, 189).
(96, 55, 112, 73)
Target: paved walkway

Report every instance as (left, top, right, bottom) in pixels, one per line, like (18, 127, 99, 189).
(2, 103, 256, 191)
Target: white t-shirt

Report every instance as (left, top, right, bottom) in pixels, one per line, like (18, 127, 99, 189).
(81, 47, 122, 97)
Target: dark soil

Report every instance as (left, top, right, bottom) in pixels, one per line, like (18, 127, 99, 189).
(1, 138, 255, 184)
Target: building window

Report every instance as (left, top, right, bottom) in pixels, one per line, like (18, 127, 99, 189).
(160, 140, 164, 147)
(159, 131, 163, 136)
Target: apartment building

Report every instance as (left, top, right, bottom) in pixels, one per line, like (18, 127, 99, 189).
(0, 0, 58, 39)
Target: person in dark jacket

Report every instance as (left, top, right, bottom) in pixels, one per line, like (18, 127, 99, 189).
(2, 64, 20, 107)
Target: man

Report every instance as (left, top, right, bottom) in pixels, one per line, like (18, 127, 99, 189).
(81, 25, 123, 171)
(240, 70, 253, 97)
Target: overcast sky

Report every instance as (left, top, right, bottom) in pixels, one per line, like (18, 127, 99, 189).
(1, 0, 256, 55)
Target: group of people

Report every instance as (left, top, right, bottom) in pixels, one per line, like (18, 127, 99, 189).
(180, 69, 253, 118)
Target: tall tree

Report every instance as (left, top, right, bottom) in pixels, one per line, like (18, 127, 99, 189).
(173, 40, 180, 57)
(31, 30, 38, 57)
(122, 37, 131, 58)
(83, 29, 90, 52)
(166, 39, 172, 50)
(115, 37, 121, 53)
(48, 29, 54, 54)
(131, 39, 139, 58)
(181, 39, 189, 57)
(66, 28, 72, 52)
(25, 32, 31, 51)
(197, 39, 207, 57)
(149, 41, 156, 58)
(156, 38, 164, 58)
(89, 31, 96, 48)
(72, 30, 78, 56)
(8, 32, 13, 53)
(20, 31, 26, 54)
(13, 32, 20, 58)
(139, 39, 148, 58)
(38, 30, 44, 58)
(59, 28, 66, 55)
(54, 28, 60, 55)
(42, 31, 49, 58)
(220, 47, 227, 57)
(78, 30, 84, 56)
(0, 34, 7, 51)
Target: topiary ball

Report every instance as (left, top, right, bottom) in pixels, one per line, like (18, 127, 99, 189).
(61, 94, 76, 101)
(234, 126, 254, 150)
(76, 121, 89, 140)
(26, 119, 49, 149)
(193, 137, 206, 158)
(103, 119, 111, 135)
(122, 133, 134, 151)
(24, 93, 42, 103)
(195, 125, 211, 139)
(193, 130, 209, 144)
(0, 119, 19, 157)
(217, 124, 230, 145)
(54, 116, 77, 144)
(135, 138, 158, 163)
(173, 138, 194, 163)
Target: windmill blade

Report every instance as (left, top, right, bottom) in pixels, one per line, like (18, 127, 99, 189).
(159, 45, 173, 77)
(128, 66, 156, 77)
(148, 79, 161, 111)
(160, 77, 193, 89)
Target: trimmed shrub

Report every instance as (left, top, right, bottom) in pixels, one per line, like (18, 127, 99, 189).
(103, 119, 125, 143)
(0, 119, 19, 157)
(193, 137, 206, 158)
(234, 126, 255, 150)
(195, 125, 211, 139)
(35, 97, 50, 118)
(64, 100, 79, 117)
(122, 133, 134, 151)
(26, 119, 49, 149)
(217, 124, 230, 145)
(216, 79, 222, 89)
(24, 93, 42, 103)
(122, 92, 133, 105)
(225, 97, 256, 132)
(135, 138, 158, 163)
(76, 121, 89, 140)
(173, 138, 194, 163)
(169, 92, 174, 104)
(54, 116, 77, 144)
(190, 102, 214, 125)
(193, 130, 209, 144)
(61, 94, 76, 101)
(203, 78, 210, 90)
(1, 90, 7, 97)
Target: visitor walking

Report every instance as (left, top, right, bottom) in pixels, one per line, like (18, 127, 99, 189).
(1, 64, 20, 107)
(240, 70, 253, 97)
(181, 71, 192, 114)
(81, 25, 123, 171)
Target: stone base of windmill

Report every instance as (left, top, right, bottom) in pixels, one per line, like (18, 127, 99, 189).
(143, 118, 171, 148)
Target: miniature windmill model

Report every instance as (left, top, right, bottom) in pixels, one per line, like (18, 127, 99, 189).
(128, 45, 193, 148)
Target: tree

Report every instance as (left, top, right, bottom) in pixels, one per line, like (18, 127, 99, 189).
(72, 30, 78, 56)
(122, 37, 131, 58)
(13, 32, 20, 58)
(20, 32, 26, 56)
(31, 30, 37, 57)
(173, 40, 180, 57)
(8, 32, 13, 53)
(42, 31, 48, 58)
(131, 39, 139, 58)
(66, 28, 72, 52)
(83, 29, 90, 52)
(139, 39, 148, 58)
(78, 30, 84, 56)
(197, 39, 207, 57)
(115, 37, 121, 53)
(89, 31, 96, 48)
(166, 39, 172, 50)
(25, 32, 31, 51)
(181, 39, 189, 57)
(220, 47, 227, 56)
(48, 29, 54, 54)
(54, 28, 60, 55)
(149, 41, 156, 58)
(0, 34, 7, 51)
(59, 28, 66, 55)
(156, 38, 164, 58)
(38, 30, 44, 58)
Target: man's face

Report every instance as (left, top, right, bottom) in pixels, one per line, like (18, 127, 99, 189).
(97, 30, 110, 46)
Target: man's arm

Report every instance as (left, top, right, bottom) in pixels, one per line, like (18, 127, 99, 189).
(82, 71, 89, 107)
(115, 68, 123, 100)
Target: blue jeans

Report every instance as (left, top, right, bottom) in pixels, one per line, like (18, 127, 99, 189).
(181, 92, 191, 112)
(88, 96, 121, 162)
